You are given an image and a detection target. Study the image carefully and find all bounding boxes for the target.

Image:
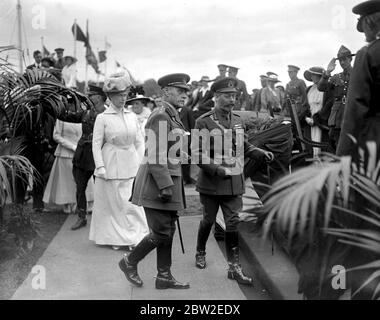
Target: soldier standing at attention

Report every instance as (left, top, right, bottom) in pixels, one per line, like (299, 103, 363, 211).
(119, 73, 191, 290)
(285, 65, 307, 118)
(318, 46, 355, 151)
(192, 77, 274, 286)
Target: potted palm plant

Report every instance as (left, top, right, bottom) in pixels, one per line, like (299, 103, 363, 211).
(261, 142, 380, 300)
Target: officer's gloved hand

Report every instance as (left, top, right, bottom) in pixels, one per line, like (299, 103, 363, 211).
(250, 148, 274, 163)
(216, 167, 232, 179)
(159, 186, 173, 203)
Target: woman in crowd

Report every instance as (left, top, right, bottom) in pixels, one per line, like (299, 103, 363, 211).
(90, 73, 148, 251)
(43, 118, 94, 214)
(304, 67, 330, 157)
(62, 55, 77, 89)
(126, 95, 152, 136)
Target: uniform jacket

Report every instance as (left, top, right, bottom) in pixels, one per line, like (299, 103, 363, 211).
(179, 106, 195, 132)
(58, 107, 102, 171)
(235, 78, 249, 111)
(53, 120, 82, 159)
(131, 101, 187, 211)
(337, 39, 380, 157)
(285, 78, 308, 117)
(318, 68, 351, 129)
(260, 86, 281, 115)
(191, 109, 256, 196)
(92, 104, 144, 180)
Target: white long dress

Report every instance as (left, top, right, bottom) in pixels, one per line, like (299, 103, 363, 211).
(89, 105, 148, 246)
(307, 84, 324, 157)
(43, 120, 94, 212)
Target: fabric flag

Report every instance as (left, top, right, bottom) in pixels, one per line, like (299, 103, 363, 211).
(115, 60, 121, 67)
(98, 50, 107, 63)
(71, 23, 87, 43)
(86, 46, 100, 74)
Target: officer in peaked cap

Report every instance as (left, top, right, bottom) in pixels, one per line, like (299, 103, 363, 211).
(227, 66, 249, 110)
(191, 77, 273, 285)
(120, 73, 191, 290)
(215, 64, 228, 81)
(54, 48, 65, 70)
(285, 65, 308, 118)
(318, 44, 355, 151)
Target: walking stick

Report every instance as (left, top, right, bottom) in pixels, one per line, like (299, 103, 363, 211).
(177, 219, 185, 254)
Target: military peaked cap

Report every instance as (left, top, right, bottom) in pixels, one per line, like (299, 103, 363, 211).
(157, 73, 190, 91)
(211, 77, 238, 93)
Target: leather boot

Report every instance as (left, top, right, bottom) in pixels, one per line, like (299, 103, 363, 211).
(119, 253, 143, 287)
(196, 220, 213, 254)
(118, 235, 158, 287)
(195, 250, 206, 269)
(227, 247, 253, 286)
(155, 268, 190, 290)
(71, 209, 87, 230)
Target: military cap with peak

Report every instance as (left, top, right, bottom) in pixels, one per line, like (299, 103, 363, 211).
(228, 66, 239, 71)
(336, 45, 355, 59)
(55, 48, 64, 52)
(157, 73, 190, 90)
(353, 0, 380, 32)
(288, 65, 300, 72)
(211, 77, 238, 93)
(217, 64, 228, 69)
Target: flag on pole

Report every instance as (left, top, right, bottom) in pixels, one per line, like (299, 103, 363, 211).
(115, 60, 121, 67)
(98, 50, 107, 63)
(71, 23, 87, 43)
(42, 45, 50, 57)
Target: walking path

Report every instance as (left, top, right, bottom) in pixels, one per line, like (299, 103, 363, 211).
(12, 214, 246, 300)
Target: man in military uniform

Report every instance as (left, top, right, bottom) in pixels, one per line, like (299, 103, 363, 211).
(337, 1, 380, 159)
(318, 46, 354, 151)
(285, 65, 307, 117)
(54, 48, 65, 70)
(214, 64, 228, 82)
(227, 66, 249, 111)
(191, 77, 273, 286)
(119, 73, 190, 290)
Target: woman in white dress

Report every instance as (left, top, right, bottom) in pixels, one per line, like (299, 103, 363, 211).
(43, 120, 94, 213)
(304, 67, 326, 157)
(126, 95, 152, 137)
(90, 74, 149, 250)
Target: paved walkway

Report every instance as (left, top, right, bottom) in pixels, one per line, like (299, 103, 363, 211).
(12, 214, 246, 300)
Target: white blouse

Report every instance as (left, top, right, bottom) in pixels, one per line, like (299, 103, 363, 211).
(307, 84, 324, 116)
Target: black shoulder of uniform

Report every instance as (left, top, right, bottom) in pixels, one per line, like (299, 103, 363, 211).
(197, 110, 214, 120)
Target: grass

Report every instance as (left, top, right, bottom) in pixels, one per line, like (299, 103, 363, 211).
(0, 204, 67, 300)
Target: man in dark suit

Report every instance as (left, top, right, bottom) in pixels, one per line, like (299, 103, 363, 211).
(187, 76, 214, 119)
(119, 73, 190, 290)
(191, 77, 273, 286)
(26, 50, 42, 70)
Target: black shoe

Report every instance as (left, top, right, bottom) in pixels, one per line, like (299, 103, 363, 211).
(227, 263, 253, 286)
(71, 218, 87, 230)
(155, 271, 190, 290)
(119, 254, 143, 287)
(195, 251, 206, 269)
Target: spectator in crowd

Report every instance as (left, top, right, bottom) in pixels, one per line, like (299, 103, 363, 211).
(304, 67, 326, 157)
(90, 73, 148, 250)
(214, 64, 228, 81)
(62, 55, 78, 89)
(253, 75, 268, 113)
(260, 73, 282, 117)
(43, 118, 94, 214)
(318, 46, 354, 152)
(26, 50, 42, 70)
(275, 85, 286, 108)
(54, 48, 65, 70)
(285, 65, 308, 118)
(188, 76, 214, 119)
(227, 66, 249, 110)
(126, 95, 152, 136)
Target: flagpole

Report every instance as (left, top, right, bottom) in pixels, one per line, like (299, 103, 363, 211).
(73, 19, 77, 60)
(41, 36, 44, 57)
(16, 0, 23, 73)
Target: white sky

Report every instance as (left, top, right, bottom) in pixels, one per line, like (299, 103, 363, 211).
(0, 0, 366, 90)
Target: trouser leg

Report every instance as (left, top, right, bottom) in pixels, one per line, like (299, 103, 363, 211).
(196, 194, 220, 252)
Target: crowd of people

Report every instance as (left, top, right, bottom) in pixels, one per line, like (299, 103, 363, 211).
(4, 0, 380, 293)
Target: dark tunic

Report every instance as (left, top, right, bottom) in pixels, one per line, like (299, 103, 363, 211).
(337, 38, 380, 157)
